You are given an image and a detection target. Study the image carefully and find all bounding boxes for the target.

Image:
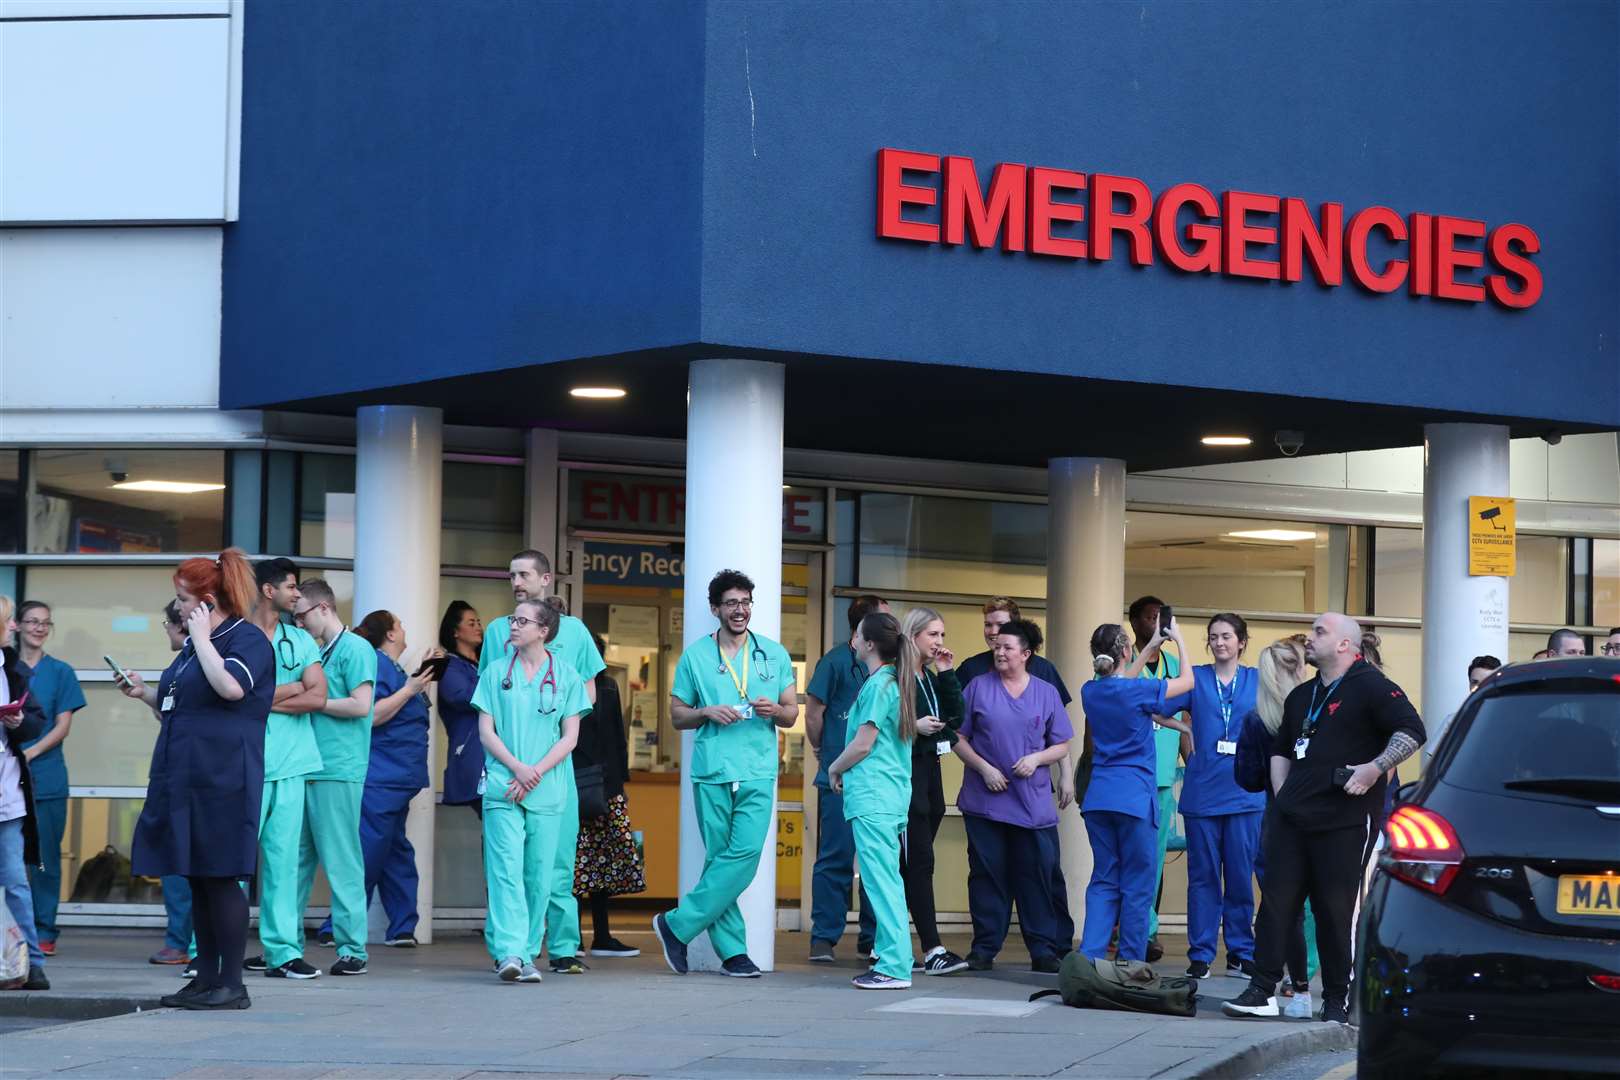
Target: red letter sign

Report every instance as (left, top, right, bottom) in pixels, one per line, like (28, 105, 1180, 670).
(1089, 173, 1153, 265)
(1434, 215, 1487, 303)
(1281, 199, 1343, 286)
(1223, 191, 1282, 281)
(944, 157, 1027, 251)
(876, 148, 941, 243)
(1346, 207, 1408, 293)
(1028, 167, 1088, 259)
(1485, 223, 1543, 309)
(1154, 183, 1222, 273)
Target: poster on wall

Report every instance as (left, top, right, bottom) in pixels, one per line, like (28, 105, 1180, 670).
(1468, 496, 1516, 576)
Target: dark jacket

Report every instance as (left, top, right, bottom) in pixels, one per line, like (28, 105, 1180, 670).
(1234, 708, 1272, 794)
(912, 666, 964, 759)
(2, 645, 48, 868)
(574, 674, 630, 800)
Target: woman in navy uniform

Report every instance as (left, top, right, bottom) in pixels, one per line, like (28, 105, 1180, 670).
(121, 549, 273, 1011)
(436, 601, 486, 817)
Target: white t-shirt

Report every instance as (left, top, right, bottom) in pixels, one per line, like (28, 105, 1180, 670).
(0, 667, 23, 822)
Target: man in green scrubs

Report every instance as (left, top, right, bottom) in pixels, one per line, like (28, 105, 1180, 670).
(292, 579, 376, 977)
(652, 569, 799, 978)
(1129, 596, 1190, 961)
(478, 549, 606, 975)
(243, 559, 327, 980)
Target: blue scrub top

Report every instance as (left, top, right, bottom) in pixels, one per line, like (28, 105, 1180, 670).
(368, 650, 430, 791)
(1165, 665, 1266, 817)
(19, 654, 85, 799)
(437, 654, 483, 806)
(1079, 677, 1165, 824)
(806, 643, 867, 789)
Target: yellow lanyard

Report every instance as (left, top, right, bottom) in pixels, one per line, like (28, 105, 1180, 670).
(718, 634, 750, 702)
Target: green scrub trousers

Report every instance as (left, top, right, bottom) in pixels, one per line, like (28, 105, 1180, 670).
(852, 813, 911, 981)
(296, 779, 369, 962)
(483, 799, 561, 962)
(258, 777, 308, 967)
(543, 794, 580, 959)
(1148, 785, 1177, 938)
(665, 778, 774, 960)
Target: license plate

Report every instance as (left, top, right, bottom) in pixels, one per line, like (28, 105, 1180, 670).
(1556, 874, 1620, 916)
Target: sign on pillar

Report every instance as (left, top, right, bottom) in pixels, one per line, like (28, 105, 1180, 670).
(1467, 496, 1517, 576)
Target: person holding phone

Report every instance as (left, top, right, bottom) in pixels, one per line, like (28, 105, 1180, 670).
(146, 601, 195, 969)
(1077, 619, 1195, 966)
(1127, 595, 1191, 961)
(436, 601, 485, 818)
(1, 595, 51, 991)
(122, 549, 274, 1010)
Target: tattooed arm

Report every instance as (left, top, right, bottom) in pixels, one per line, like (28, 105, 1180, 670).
(1344, 680, 1426, 797)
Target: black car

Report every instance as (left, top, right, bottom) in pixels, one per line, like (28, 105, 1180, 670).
(1357, 656, 1620, 1079)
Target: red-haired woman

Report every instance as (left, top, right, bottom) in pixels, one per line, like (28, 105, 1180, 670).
(120, 549, 274, 1011)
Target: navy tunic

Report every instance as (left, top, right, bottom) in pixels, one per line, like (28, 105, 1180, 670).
(437, 654, 483, 806)
(132, 617, 274, 879)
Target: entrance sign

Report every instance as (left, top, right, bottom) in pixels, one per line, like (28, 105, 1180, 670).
(1468, 496, 1517, 576)
(876, 148, 1543, 309)
(569, 471, 826, 541)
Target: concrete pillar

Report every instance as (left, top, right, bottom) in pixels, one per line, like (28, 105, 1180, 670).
(1046, 457, 1126, 934)
(1421, 423, 1510, 760)
(354, 405, 443, 943)
(679, 358, 785, 971)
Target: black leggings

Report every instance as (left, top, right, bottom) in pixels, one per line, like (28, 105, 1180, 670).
(188, 876, 248, 990)
(902, 752, 948, 953)
(590, 892, 612, 943)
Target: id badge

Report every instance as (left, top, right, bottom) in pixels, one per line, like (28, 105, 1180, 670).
(735, 702, 755, 721)
(1216, 739, 1237, 756)
(160, 695, 176, 713)
(476, 768, 487, 796)
(936, 739, 951, 757)
(1294, 737, 1310, 760)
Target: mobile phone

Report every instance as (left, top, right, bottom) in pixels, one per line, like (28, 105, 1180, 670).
(1332, 766, 1355, 788)
(1158, 605, 1174, 636)
(104, 655, 131, 686)
(413, 655, 450, 681)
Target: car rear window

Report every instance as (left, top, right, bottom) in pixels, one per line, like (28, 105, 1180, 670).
(1443, 691, 1620, 794)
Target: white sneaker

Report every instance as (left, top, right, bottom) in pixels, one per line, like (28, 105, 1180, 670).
(516, 962, 543, 983)
(1283, 992, 1314, 1019)
(497, 956, 523, 982)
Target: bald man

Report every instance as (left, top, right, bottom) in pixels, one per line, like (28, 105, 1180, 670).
(1224, 612, 1425, 1026)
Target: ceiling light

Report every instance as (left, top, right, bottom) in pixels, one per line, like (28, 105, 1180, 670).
(111, 480, 226, 495)
(1201, 435, 1252, 447)
(570, 387, 626, 400)
(1227, 529, 1316, 542)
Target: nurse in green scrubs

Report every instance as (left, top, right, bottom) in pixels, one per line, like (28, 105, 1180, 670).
(472, 598, 591, 983)
(478, 549, 606, 975)
(652, 569, 798, 979)
(827, 612, 919, 990)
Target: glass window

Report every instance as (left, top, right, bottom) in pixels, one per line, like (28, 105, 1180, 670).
(28, 449, 224, 553)
(1374, 528, 1567, 623)
(63, 685, 165, 788)
(22, 566, 185, 671)
(1593, 539, 1619, 630)
(1372, 528, 1422, 618)
(1128, 513, 1338, 613)
(433, 803, 487, 908)
(298, 453, 355, 558)
(58, 798, 154, 907)
(0, 450, 19, 553)
(857, 492, 1047, 595)
(442, 462, 522, 567)
(834, 492, 856, 587)
(1444, 693, 1618, 793)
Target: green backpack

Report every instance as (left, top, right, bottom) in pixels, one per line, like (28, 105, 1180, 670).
(1031, 952, 1199, 1018)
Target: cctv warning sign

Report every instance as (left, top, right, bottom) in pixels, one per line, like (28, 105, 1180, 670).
(1468, 496, 1516, 577)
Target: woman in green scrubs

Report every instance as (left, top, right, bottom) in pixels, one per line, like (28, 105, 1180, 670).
(828, 612, 919, 990)
(471, 598, 591, 984)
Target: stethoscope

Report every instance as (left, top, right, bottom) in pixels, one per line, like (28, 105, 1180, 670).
(501, 649, 559, 714)
(715, 631, 772, 682)
(275, 624, 299, 672)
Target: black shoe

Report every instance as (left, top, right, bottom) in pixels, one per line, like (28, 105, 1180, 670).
(966, 952, 994, 971)
(855, 940, 875, 960)
(22, 967, 48, 991)
(1222, 985, 1280, 1018)
(329, 956, 367, 976)
(721, 954, 762, 978)
(316, 930, 336, 948)
(267, 958, 321, 980)
(807, 939, 836, 963)
(1146, 936, 1165, 963)
(652, 913, 687, 975)
(1187, 960, 1212, 979)
(181, 985, 251, 1011)
(243, 954, 268, 973)
(1321, 994, 1351, 1025)
(1226, 957, 1254, 978)
(383, 934, 418, 948)
(588, 937, 640, 957)
(921, 948, 968, 975)
(161, 979, 210, 1008)
(1030, 954, 1060, 974)
(549, 955, 585, 975)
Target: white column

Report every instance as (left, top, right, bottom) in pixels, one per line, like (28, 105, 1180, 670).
(1421, 424, 1510, 760)
(354, 405, 443, 944)
(679, 358, 785, 971)
(1046, 457, 1126, 934)
(524, 428, 559, 557)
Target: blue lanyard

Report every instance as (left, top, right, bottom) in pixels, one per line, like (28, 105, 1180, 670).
(1215, 671, 1238, 739)
(916, 670, 939, 718)
(1302, 675, 1344, 738)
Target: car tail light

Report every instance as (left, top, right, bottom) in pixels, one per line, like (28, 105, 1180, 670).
(1591, 974, 1620, 992)
(1384, 805, 1465, 895)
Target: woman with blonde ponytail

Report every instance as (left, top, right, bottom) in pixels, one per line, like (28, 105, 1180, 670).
(123, 548, 275, 1011)
(828, 612, 915, 990)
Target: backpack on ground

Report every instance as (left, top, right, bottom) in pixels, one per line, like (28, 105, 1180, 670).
(1031, 952, 1199, 1018)
(70, 845, 132, 902)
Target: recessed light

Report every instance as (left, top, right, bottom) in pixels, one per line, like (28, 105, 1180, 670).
(1227, 529, 1316, 542)
(111, 480, 227, 495)
(1201, 435, 1252, 447)
(570, 387, 626, 400)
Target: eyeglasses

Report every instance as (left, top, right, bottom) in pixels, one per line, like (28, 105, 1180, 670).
(510, 615, 539, 629)
(20, 619, 53, 630)
(291, 605, 321, 622)
(719, 599, 753, 612)
(1601, 643, 1620, 655)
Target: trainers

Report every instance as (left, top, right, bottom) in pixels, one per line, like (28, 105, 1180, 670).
(588, 937, 640, 957)
(1030, 954, 1061, 974)
(181, 959, 197, 979)
(148, 947, 189, 966)
(1222, 985, 1281, 1018)
(243, 954, 268, 972)
(1187, 960, 1212, 979)
(160, 978, 209, 1008)
(496, 956, 523, 982)
(316, 930, 335, 948)
(922, 947, 968, 976)
(1321, 995, 1351, 1025)
(1226, 957, 1254, 978)
(1283, 991, 1314, 1019)
(807, 939, 836, 963)
(383, 934, 418, 948)
(516, 962, 543, 983)
(1145, 936, 1164, 963)
(267, 958, 321, 980)
(652, 913, 687, 975)
(855, 941, 875, 960)
(966, 952, 994, 971)
(852, 971, 911, 990)
(549, 955, 585, 975)
(22, 967, 48, 991)
(38, 940, 56, 957)
(329, 956, 367, 976)
(721, 954, 763, 978)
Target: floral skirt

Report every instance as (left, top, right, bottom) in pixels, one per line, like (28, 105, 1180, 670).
(573, 793, 645, 898)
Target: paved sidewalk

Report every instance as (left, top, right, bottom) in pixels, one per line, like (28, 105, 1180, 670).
(0, 929, 1347, 1079)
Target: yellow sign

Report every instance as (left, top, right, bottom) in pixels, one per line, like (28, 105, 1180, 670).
(1468, 496, 1516, 576)
(775, 810, 803, 899)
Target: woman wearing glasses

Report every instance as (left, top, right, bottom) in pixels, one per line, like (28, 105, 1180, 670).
(471, 597, 591, 983)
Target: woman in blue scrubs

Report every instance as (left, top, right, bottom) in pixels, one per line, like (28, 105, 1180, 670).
(1078, 619, 1194, 964)
(1164, 614, 1265, 979)
(436, 601, 485, 817)
(123, 550, 274, 1011)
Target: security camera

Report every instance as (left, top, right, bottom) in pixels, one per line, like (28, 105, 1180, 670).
(110, 471, 128, 484)
(1540, 430, 1562, 446)
(1274, 430, 1305, 457)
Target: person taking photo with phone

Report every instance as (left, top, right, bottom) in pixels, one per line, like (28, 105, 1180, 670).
(436, 601, 486, 818)
(1, 596, 51, 991)
(145, 601, 196, 969)
(1127, 596, 1191, 962)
